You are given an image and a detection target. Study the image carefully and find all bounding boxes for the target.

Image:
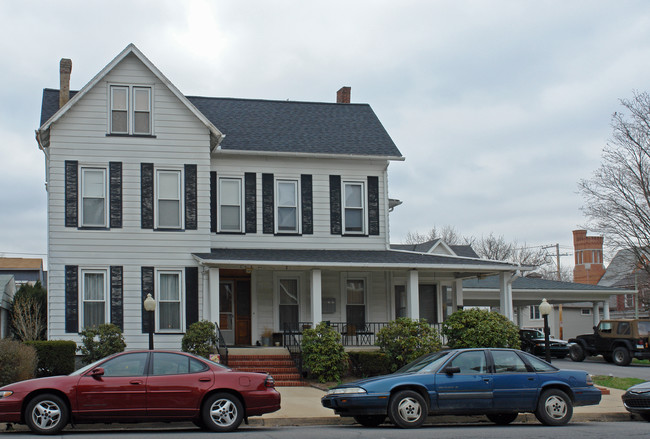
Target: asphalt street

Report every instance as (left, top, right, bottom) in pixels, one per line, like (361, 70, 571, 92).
(2, 422, 649, 439)
(551, 357, 650, 380)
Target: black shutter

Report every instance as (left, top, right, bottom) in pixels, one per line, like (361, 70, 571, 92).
(329, 175, 341, 235)
(65, 161, 78, 228)
(141, 266, 154, 333)
(245, 172, 257, 233)
(141, 163, 154, 229)
(184, 164, 197, 230)
(65, 265, 78, 333)
(262, 173, 274, 234)
(185, 267, 199, 329)
(110, 266, 123, 330)
(109, 162, 122, 228)
(368, 176, 380, 236)
(210, 171, 217, 233)
(301, 174, 313, 235)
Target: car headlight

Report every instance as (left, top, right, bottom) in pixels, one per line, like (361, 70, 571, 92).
(326, 387, 367, 395)
(0, 391, 13, 398)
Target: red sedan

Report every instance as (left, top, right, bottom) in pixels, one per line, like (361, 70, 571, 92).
(0, 350, 280, 434)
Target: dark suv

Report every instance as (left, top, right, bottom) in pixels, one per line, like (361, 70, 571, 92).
(568, 319, 650, 366)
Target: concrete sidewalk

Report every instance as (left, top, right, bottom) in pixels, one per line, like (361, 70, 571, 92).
(1, 385, 642, 433)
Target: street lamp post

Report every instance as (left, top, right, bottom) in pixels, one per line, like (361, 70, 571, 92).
(539, 298, 553, 363)
(144, 293, 156, 350)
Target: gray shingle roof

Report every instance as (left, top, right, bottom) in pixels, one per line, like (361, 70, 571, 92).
(390, 240, 480, 258)
(598, 248, 649, 288)
(40, 89, 402, 158)
(193, 248, 515, 269)
(463, 275, 628, 292)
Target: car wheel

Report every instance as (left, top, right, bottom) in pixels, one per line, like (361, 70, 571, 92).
(388, 390, 427, 428)
(534, 389, 573, 426)
(486, 413, 518, 425)
(569, 344, 585, 362)
(640, 413, 650, 422)
(353, 415, 385, 427)
(201, 392, 244, 432)
(612, 347, 632, 366)
(25, 393, 69, 435)
(602, 353, 614, 363)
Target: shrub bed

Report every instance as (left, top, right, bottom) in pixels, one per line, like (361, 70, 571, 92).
(25, 340, 77, 377)
(0, 339, 37, 386)
(348, 351, 390, 377)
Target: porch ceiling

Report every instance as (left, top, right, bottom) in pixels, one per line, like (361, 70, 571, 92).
(193, 248, 523, 278)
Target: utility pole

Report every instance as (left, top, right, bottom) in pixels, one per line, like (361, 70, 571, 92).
(541, 244, 571, 339)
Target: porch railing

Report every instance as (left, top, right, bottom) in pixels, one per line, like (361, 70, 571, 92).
(282, 326, 304, 378)
(214, 322, 229, 366)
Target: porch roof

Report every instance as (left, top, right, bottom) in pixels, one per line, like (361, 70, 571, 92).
(193, 248, 522, 277)
(462, 275, 635, 306)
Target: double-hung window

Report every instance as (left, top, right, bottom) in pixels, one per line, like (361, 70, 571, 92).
(346, 279, 366, 331)
(82, 269, 107, 329)
(156, 170, 182, 229)
(343, 181, 365, 234)
(276, 179, 299, 233)
(219, 178, 242, 232)
(110, 85, 152, 135)
(279, 278, 299, 332)
(529, 305, 541, 320)
(158, 270, 182, 331)
(80, 167, 107, 227)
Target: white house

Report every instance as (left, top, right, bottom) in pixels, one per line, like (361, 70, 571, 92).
(37, 44, 531, 349)
(0, 274, 15, 339)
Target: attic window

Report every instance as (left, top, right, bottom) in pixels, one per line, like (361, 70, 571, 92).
(110, 85, 152, 135)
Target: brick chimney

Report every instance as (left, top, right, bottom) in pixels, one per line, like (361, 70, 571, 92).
(572, 229, 605, 284)
(59, 58, 72, 108)
(336, 86, 351, 104)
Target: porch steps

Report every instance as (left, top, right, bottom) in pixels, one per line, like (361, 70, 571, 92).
(227, 350, 305, 386)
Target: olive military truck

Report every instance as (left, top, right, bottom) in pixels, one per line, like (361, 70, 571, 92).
(568, 319, 650, 366)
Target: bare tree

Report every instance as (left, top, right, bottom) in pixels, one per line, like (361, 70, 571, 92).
(11, 297, 46, 342)
(579, 91, 650, 305)
(404, 225, 465, 245)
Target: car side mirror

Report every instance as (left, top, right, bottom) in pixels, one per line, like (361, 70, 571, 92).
(90, 367, 105, 378)
(445, 366, 461, 376)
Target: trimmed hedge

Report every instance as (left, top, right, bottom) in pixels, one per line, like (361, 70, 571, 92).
(25, 340, 77, 377)
(0, 339, 37, 386)
(348, 351, 390, 377)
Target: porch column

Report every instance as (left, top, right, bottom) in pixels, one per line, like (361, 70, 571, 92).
(407, 270, 419, 320)
(209, 267, 220, 327)
(454, 278, 464, 310)
(592, 302, 600, 326)
(310, 269, 322, 327)
(499, 273, 515, 321)
(603, 300, 610, 319)
(516, 306, 523, 327)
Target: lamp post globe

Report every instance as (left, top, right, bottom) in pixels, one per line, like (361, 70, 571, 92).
(539, 298, 553, 363)
(144, 293, 156, 350)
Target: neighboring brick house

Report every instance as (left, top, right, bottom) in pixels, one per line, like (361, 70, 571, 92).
(572, 230, 605, 285)
(35, 44, 530, 348)
(598, 248, 650, 318)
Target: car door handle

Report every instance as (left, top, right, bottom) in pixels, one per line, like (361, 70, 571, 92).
(130, 380, 143, 385)
(483, 378, 491, 383)
(528, 377, 535, 381)
(198, 378, 211, 382)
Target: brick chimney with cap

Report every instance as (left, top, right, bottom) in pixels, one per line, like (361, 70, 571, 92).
(336, 86, 351, 104)
(59, 58, 72, 108)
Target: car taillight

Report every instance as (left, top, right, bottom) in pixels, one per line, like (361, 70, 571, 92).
(265, 375, 275, 388)
(586, 374, 594, 386)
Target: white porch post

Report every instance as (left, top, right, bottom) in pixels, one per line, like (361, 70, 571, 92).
(498, 273, 515, 321)
(310, 269, 322, 327)
(407, 270, 419, 320)
(209, 267, 220, 326)
(603, 300, 610, 319)
(516, 306, 523, 327)
(592, 302, 600, 326)
(454, 278, 464, 310)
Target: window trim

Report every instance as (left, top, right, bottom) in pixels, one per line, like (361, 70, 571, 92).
(529, 305, 541, 320)
(109, 84, 154, 135)
(80, 268, 109, 331)
(156, 269, 184, 332)
(277, 277, 301, 332)
(274, 178, 300, 234)
(155, 168, 183, 230)
(344, 275, 367, 331)
(80, 166, 108, 228)
(342, 180, 366, 235)
(218, 177, 243, 233)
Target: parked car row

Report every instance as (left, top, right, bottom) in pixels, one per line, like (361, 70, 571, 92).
(2, 346, 650, 433)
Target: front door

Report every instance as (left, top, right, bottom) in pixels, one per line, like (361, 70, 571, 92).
(219, 270, 251, 346)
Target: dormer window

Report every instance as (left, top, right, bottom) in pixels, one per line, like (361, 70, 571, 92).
(110, 85, 152, 135)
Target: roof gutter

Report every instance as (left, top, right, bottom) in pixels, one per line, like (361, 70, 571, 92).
(211, 149, 405, 162)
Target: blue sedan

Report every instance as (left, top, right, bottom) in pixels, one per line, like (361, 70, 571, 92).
(321, 348, 601, 428)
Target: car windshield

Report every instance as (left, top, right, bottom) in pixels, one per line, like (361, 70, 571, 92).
(395, 351, 451, 374)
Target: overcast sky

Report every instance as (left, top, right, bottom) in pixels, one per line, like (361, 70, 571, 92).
(2, 0, 650, 269)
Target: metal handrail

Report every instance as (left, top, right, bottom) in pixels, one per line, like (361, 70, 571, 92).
(214, 322, 229, 366)
(283, 325, 303, 378)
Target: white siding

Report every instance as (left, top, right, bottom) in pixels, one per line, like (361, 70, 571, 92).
(47, 53, 211, 349)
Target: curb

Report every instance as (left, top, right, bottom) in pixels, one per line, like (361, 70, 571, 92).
(1, 413, 641, 433)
